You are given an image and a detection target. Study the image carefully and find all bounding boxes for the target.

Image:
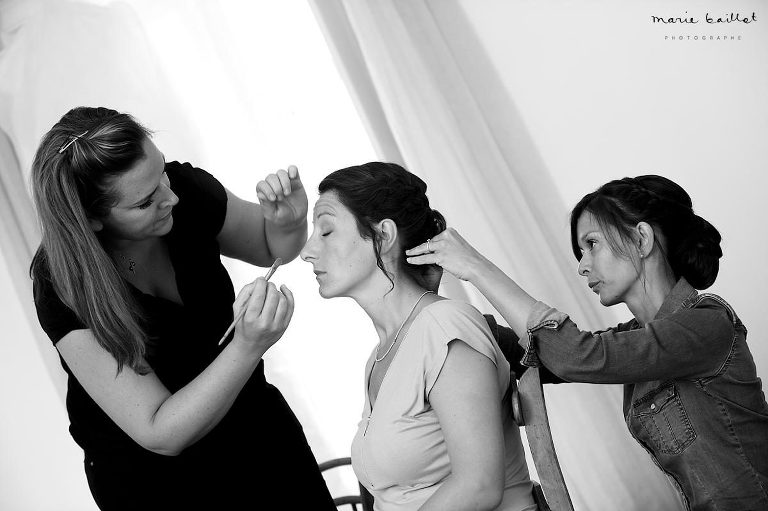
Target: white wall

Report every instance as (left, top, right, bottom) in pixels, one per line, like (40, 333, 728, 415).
(0, 250, 98, 510)
(458, 0, 768, 376)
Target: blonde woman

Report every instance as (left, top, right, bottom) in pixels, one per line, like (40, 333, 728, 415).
(30, 107, 334, 509)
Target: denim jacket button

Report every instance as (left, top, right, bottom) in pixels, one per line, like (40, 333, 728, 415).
(650, 403, 656, 411)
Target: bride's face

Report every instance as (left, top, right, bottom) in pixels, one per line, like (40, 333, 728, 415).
(301, 191, 380, 299)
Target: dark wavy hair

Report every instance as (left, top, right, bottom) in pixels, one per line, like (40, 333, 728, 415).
(570, 175, 722, 289)
(318, 162, 446, 289)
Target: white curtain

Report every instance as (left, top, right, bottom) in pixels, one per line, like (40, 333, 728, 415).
(0, 124, 68, 388)
(309, 1, 683, 509)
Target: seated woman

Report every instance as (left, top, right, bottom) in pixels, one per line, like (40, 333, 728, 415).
(406, 175, 768, 510)
(301, 162, 537, 511)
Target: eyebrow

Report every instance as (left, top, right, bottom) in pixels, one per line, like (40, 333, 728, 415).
(579, 231, 600, 242)
(131, 154, 166, 206)
(312, 211, 336, 222)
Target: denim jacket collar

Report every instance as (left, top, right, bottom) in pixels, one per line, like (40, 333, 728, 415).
(653, 278, 698, 322)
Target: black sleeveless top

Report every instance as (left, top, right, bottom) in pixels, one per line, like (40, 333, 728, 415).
(33, 162, 334, 510)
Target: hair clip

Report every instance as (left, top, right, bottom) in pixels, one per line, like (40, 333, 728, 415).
(58, 130, 89, 154)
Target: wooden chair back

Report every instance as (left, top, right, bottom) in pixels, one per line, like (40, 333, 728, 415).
(511, 367, 575, 511)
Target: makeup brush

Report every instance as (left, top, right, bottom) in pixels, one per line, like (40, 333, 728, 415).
(218, 258, 282, 346)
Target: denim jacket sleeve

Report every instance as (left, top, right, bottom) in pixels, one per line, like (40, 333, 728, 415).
(519, 300, 735, 384)
(483, 314, 565, 384)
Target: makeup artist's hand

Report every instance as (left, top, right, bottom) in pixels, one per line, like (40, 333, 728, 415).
(406, 228, 487, 282)
(256, 165, 308, 228)
(232, 277, 295, 352)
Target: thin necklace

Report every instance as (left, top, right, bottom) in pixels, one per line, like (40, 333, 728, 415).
(117, 253, 137, 276)
(375, 290, 434, 362)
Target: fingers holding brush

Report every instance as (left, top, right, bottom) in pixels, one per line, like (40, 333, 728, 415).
(232, 280, 259, 317)
(235, 279, 294, 353)
(234, 278, 267, 320)
(219, 259, 283, 346)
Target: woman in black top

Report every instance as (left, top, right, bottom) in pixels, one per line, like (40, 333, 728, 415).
(30, 106, 335, 510)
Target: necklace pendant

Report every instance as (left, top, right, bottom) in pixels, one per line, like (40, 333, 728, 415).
(115, 252, 138, 277)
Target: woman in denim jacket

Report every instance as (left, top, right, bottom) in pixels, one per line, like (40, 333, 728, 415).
(405, 175, 768, 510)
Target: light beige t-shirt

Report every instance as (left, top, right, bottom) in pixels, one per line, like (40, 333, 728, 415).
(351, 300, 536, 511)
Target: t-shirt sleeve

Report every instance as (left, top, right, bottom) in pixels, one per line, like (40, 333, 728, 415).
(165, 161, 228, 238)
(32, 263, 86, 346)
(421, 301, 503, 397)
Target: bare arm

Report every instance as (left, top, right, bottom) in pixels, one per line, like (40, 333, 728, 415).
(217, 166, 308, 266)
(419, 340, 505, 511)
(56, 278, 293, 456)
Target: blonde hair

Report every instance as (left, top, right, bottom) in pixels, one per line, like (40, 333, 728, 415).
(30, 107, 153, 373)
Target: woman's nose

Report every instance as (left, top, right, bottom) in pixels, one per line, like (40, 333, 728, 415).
(160, 184, 179, 208)
(577, 256, 590, 276)
(300, 238, 315, 263)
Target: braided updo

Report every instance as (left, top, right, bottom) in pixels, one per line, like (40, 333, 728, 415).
(570, 175, 722, 289)
(318, 162, 446, 288)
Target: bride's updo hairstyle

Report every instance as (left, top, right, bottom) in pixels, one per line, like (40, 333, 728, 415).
(319, 162, 446, 288)
(570, 174, 722, 289)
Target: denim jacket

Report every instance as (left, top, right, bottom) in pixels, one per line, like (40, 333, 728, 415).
(521, 278, 768, 511)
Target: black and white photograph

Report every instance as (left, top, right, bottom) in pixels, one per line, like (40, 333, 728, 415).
(1, 1, 766, 510)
